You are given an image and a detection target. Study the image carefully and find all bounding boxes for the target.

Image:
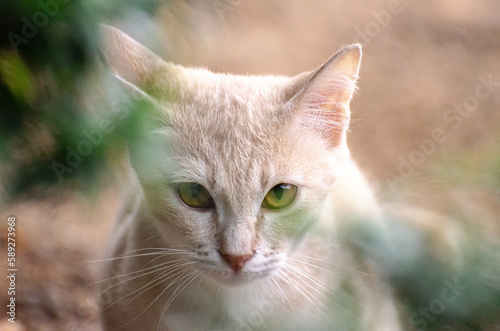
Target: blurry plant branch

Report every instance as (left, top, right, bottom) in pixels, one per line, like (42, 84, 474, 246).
(0, 0, 165, 200)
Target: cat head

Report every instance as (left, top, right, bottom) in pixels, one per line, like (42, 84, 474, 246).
(101, 25, 361, 285)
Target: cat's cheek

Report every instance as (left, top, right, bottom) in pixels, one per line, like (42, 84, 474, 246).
(147, 202, 216, 247)
(263, 207, 318, 246)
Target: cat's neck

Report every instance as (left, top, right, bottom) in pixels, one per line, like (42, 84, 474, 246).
(320, 156, 383, 232)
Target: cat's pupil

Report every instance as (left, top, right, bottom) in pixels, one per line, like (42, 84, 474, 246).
(275, 184, 291, 200)
(275, 186, 284, 200)
(190, 184, 201, 198)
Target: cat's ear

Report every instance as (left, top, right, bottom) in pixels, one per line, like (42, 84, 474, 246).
(290, 44, 361, 148)
(99, 24, 182, 98)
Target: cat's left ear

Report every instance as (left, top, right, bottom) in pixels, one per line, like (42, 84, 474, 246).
(289, 44, 361, 148)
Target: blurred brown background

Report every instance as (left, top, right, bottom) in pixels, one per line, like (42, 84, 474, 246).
(1, 0, 499, 330)
(162, 0, 500, 224)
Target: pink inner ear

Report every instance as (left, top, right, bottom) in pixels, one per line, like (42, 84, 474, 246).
(300, 76, 354, 147)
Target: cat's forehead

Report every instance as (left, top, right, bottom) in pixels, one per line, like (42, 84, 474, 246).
(162, 71, 315, 190)
(169, 71, 295, 148)
(181, 70, 292, 117)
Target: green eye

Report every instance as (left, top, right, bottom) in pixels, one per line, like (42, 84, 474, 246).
(262, 183, 297, 209)
(177, 183, 214, 209)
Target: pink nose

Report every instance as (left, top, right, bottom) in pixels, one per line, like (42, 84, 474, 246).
(219, 251, 255, 273)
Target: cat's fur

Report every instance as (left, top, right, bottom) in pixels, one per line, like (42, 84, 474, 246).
(98, 25, 401, 330)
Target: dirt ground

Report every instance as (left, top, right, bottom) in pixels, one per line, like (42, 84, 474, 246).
(1, 0, 500, 330)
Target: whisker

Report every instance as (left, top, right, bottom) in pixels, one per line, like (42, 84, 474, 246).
(215, 284, 222, 300)
(185, 270, 210, 302)
(92, 259, 186, 285)
(290, 255, 398, 306)
(101, 261, 196, 312)
(269, 275, 295, 317)
(278, 269, 328, 319)
(132, 262, 198, 299)
(284, 264, 333, 294)
(282, 265, 330, 306)
(88, 248, 191, 263)
(115, 267, 195, 329)
(157, 270, 200, 331)
(289, 254, 379, 277)
(287, 259, 376, 322)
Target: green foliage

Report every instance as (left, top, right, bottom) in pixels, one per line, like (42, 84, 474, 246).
(0, 0, 164, 198)
(341, 213, 500, 330)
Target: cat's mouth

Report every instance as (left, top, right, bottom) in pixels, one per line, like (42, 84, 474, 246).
(195, 261, 276, 287)
(194, 250, 281, 286)
(209, 264, 278, 287)
(216, 270, 273, 287)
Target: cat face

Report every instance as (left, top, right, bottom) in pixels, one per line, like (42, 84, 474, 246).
(101, 25, 361, 286)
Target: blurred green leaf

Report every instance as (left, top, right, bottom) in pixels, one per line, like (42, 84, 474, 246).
(0, 51, 33, 101)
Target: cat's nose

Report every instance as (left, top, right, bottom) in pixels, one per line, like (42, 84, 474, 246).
(219, 250, 255, 273)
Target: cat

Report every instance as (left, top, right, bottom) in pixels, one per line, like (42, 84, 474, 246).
(98, 25, 401, 330)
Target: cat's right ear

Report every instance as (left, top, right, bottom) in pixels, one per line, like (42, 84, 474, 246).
(99, 24, 182, 98)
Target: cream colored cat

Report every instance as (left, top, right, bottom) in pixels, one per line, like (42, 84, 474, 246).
(98, 25, 401, 330)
